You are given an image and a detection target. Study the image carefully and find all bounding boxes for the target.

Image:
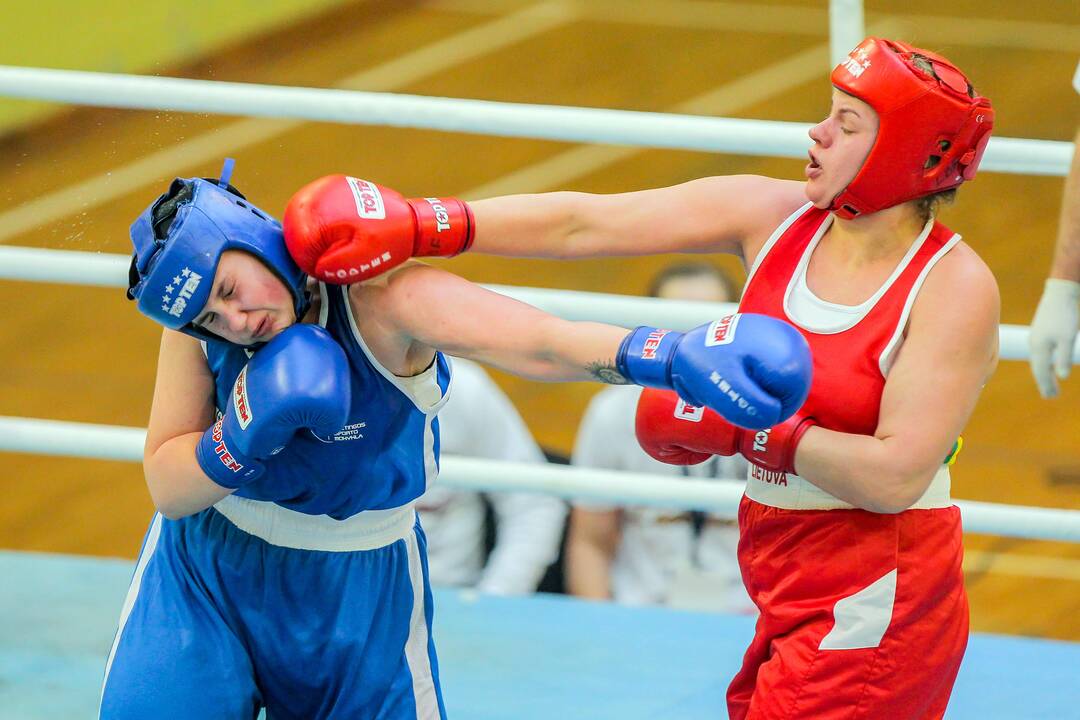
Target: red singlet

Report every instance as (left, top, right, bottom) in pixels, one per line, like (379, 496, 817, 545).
(728, 203, 968, 720)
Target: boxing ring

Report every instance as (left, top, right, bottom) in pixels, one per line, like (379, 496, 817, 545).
(4, 550, 1079, 720)
(2, 13, 1080, 717)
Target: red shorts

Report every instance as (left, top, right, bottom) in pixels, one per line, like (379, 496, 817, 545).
(727, 497, 968, 720)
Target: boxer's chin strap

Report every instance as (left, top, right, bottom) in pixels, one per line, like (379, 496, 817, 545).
(125, 255, 145, 302)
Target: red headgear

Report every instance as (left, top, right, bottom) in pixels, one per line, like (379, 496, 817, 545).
(828, 37, 994, 219)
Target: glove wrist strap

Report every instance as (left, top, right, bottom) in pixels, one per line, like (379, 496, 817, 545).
(408, 197, 475, 257)
(196, 418, 265, 490)
(616, 326, 682, 388)
(743, 414, 815, 475)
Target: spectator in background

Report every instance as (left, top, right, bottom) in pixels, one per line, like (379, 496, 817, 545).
(417, 357, 567, 595)
(567, 262, 754, 613)
(1029, 61, 1080, 398)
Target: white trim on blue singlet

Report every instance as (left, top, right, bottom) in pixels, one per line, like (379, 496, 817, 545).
(423, 394, 441, 492)
(331, 283, 450, 415)
(404, 528, 441, 719)
(199, 338, 251, 360)
(783, 216, 935, 335)
(99, 513, 163, 708)
(329, 282, 450, 492)
(213, 494, 417, 550)
(317, 281, 330, 327)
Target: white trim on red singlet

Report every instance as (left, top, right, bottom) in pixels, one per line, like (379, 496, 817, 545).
(743, 202, 814, 290)
(783, 216, 935, 335)
(745, 463, 952, 510)
(878, 232, 963, 377)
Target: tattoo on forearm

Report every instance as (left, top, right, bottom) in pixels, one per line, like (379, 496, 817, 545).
(587, 361, 631, 385)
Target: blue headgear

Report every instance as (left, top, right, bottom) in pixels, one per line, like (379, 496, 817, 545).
(126, 159, 310, 344)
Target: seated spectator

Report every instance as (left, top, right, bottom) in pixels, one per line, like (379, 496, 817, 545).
(417, 357, 567, 595)
(567, 262, 753, 613)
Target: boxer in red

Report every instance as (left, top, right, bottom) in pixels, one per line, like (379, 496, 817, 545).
(282, 38, 999, 719)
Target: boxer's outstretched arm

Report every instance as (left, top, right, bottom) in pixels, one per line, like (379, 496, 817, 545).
(377, 262, 628, 383)
(468, 175, 804, 259)
(372, 261, 811, 429)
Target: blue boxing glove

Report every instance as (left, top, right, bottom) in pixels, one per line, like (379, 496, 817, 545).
(195, 324, 352, 489)
(616, 313, 811, 430)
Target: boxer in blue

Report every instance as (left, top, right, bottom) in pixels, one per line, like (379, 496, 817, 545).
(100, 160, 812, 719)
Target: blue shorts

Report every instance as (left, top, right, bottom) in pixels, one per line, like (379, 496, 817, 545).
(100, 496, 444, 719)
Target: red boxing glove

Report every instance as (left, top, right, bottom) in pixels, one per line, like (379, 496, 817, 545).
(283, 175, 475, 284)
(635, 388, 815, 474)
(635, 387, 738, 465)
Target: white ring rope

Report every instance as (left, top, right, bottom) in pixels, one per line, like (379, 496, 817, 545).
(2, 58, 1075, 551)
(829, 0, 866, 67)
(0, 245, 1066, 363)
(0, 65, 1071, 176)
(1, 415, 1077, 543)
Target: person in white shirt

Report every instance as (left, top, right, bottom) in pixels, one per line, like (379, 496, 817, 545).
(417, 357, 567, 595)
(1029, 60, 1080, 398)
(567, 262, 754, 613)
